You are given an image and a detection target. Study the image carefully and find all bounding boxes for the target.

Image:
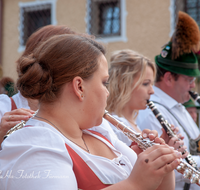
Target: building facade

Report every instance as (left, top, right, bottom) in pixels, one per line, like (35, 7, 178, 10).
(0, 0, 195, 82)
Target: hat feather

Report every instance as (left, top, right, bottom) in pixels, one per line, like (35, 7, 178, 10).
(171, 11, 200, 60)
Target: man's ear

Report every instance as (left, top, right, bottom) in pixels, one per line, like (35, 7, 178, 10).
(163, 72, 174, 87)
(72, 76, 84, 101)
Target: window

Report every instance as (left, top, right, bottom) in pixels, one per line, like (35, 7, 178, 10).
(18, 0, 57, 52)
(185, 0, 200, 26)
(169, 0, 185, 37)
(86, 0, 127, 43)
(99, 2, 120, 36)
(170, 0, 200, 37)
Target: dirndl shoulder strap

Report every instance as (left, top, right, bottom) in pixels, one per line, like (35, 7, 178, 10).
(10, 97, 17, 110)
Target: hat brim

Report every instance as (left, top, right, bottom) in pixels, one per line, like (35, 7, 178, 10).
(155, 55, 200, 77)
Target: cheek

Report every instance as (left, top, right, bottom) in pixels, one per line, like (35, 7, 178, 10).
(98, 87, 108, 103)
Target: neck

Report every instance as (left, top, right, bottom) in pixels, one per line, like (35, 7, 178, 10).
(121, 106, 136, 125)
(27, 98, 39, 111)
(34, 111, 90, 153)
(155, 82, 177, 101)
(155, 81, 164, 91)
(37, 103, 83, 140)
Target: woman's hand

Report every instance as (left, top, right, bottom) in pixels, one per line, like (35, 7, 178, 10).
(0, 108, 34, 145)
(167, 137, 188, 159)
(131, 129, 165, 155)
(127, 144, 181, 190)
(160, 128, 188, 159)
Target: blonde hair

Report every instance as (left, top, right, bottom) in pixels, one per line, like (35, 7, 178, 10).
(106, 49, 156, 118)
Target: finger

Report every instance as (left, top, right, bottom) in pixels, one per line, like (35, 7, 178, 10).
(175, 140, 184, 150)
(142, 129, 158, 140)
(4, 109, 34, 117)
(177, 134, 184, 140)
(180, 149, 189, 159)
(141, 129, 151, 138)
(167, 137, 177, 147)
(148, 130, 158, 141)
(141, 145, 181, 171)
(173, 127, 179, 134)
(170, 124, 175, 130)
(144, 145, 178, 164)
(177, 145, 188, 158)
(131, 145, 143, 155)
(12, 108, 35, 114)
(6, 115, 31, 122)
(168, 138, 184, 150)
(0, 121, 22, 133)
(143, 144, 170, 155)
(154, 137, 165, 145)
(152, 150, 181, 170)
(160, 158, 181, 174)
(160, 128, 170, 143)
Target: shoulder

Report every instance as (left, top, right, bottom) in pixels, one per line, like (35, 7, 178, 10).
(137, 108, 153, 125)
(90, 118, 119, 145)
(0, 122, 74, 167)
(12, 91, 30, 109)
(0, 94, 12, 117)
(0, 126, 77, 189)
(2, 124, 67, 151)
(0, 94, 10, 101)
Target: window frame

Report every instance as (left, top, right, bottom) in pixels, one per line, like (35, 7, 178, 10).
(18, 0, 57, 52)
(184, 0, 200, 25)
(86, 0, 127, 43)
(169, 0, 176, 37)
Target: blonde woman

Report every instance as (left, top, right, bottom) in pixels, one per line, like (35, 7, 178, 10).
(106, 49, 187, 154)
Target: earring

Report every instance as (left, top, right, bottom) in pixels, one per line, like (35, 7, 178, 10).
(81, 94, 84, 98)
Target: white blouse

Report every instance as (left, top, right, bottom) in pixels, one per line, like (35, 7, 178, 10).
(0, 118, 137, 190)
(0, 92, 29, 120)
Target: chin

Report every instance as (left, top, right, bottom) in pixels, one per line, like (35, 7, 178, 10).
(139, 104, 147, 110)
(95, 117, 103, 127)
(140, 107, 146, 110)
(183, 95, 190, 103)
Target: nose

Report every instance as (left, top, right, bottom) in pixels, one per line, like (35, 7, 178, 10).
(149, 85, 154, 95)
(106, 88, 110, 97)
(190, 80, 196, 89)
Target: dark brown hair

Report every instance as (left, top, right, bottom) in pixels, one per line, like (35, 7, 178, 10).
(16, 25, 94, 75)
(0, 77, 16, 97)
(156, 65, 179, 82)
(17, 34, 105, 103)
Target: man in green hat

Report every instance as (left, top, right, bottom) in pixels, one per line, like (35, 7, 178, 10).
(137, 11, 200, 190)
(183, 99, 200, 124)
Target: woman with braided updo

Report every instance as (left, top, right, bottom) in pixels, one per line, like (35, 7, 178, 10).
(0, 25, 91, 145)
(0, 35, 181, 190)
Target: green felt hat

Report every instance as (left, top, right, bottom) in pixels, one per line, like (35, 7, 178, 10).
(155, 42, 200, 77)
(183, 99, 200, 109)
(155, 11, 200, 77)
(4, 81, 15, 97)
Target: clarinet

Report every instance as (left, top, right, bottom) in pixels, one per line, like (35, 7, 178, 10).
(146, 100, 199, 171)
(189, 91, 200, 105)
(103, 110, 200, 185)
(3, 110, 38, 139)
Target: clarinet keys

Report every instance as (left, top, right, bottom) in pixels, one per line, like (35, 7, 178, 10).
(103, 110, 200, 186)
(176, 160, 200, 184)
(190, 174, 199, 184)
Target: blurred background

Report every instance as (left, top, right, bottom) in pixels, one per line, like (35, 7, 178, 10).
(0, 0, 188, 80)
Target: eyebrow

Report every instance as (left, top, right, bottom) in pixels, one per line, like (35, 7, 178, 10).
(143, 79, 151, 82)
